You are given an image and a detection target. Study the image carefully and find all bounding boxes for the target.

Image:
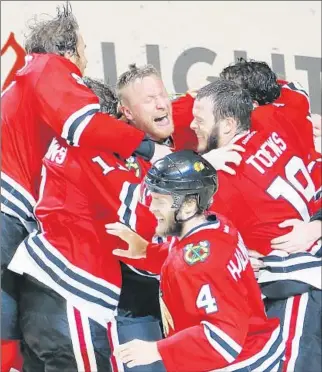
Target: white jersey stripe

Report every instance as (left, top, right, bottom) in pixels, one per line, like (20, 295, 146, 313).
(1, 172, 36, 206)
(286, 293, 309, 372)
(72, 113, 95, 147)
(81, 312, 98, 372)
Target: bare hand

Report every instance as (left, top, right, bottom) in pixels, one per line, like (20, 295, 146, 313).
(151, 143, 172, 164)
(105, 222, 149, 259)
(312, 114, 322, 138)
(202, 144, 245, 175)
(114, 340, 161, 368)
(248, 250, 264, 277)
(271, 219, 322, 253)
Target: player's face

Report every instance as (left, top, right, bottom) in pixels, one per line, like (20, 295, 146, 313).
(191, 97, 219, 153)
(75, 33, 88, 75)
(66, 32, 88, 75)
(121, 75, 174, 141)
(191, 97, 229, 153)
(149, 192, 182, 237)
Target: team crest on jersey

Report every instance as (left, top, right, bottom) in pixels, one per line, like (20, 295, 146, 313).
(183, 240, 210, 265)
(193, 161, 205, 172)
(159, 292, 174, 337)
(125, 156, 141, 178)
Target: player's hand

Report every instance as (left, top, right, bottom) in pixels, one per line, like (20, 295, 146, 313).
(105, 222, 148, 259)
(248, 250, 264, 277)
(114, 340, 161, 368)
(202, 144, 245, 175)
(151, 143, 172, 164)
(271, 219, 322, 253)
(312, 114, 322, 138)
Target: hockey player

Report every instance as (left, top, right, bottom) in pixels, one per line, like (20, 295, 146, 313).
(7, 127, 163, 371)
(107, 150, 284, 371)
(114, 63, 245, 321)
(189, 79, 321, 372)
(220, 59, 318, 155)
(109, 78, 321, 371)
(0, 4, 166, 371)
(4, 71, 171, 371)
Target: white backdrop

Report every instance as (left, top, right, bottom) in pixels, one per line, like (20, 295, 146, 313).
(1, 1, 321, 113)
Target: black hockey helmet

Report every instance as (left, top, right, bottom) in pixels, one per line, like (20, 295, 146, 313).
(145, 150, 218, 211)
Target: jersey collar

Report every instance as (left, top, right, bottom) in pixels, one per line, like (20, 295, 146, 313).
(181, 215, 220, 240)
(230, 130, 250, 144)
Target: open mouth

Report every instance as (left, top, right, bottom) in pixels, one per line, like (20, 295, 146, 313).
(154, 114, 170, 126)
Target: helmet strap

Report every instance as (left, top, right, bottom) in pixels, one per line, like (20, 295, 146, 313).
(174, 208, 199, 223)
(174, 195, 202, 223)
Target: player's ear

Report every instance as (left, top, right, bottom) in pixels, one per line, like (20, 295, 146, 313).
(223, 117, 236, 135)
(179, 198, 198, 220)
(120, 105, 134, 122)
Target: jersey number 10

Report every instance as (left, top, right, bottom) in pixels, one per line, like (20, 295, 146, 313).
(267, 156, 315, 221)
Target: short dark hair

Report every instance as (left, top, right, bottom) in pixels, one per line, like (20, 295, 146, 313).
(220, 59, 281, 105)
(196, 79, 253, 132)
(24, 1, 79, 57)
(83, 77, 119, 117)
(116, 63, 160, 101)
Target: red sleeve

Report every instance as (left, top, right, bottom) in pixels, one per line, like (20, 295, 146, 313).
(252, 104, 315, 157)
(210, 174, 238, 221)
(276, 80, 310, 114)
(157, 238, 249, 371)
(172, 94, 197, 151)
(86, 152, 156, 241)
(275, 80, 315, 153)
(116, 242, 169, 275)
(35, 58, 144, 158)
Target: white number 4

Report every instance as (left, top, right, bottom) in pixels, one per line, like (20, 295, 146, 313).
(196, 284, 218, 314)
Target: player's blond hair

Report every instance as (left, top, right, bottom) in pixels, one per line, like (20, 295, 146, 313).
(116, 63, 160, 102)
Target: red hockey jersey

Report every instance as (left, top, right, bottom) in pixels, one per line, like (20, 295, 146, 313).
(171, 93, 197, 151)
(211, 108, 320, 257)
(260, 79, 315, 153)
(8, 137, 157, 325)
(1, 53, 145, 231)
(150, 217, 283, 372)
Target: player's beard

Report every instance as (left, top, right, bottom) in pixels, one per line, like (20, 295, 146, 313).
(206, 124, 220, 152)
(159, 212, 184, 237)
(165, 219, 184, 237)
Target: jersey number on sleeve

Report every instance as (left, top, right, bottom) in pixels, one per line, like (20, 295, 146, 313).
(267, 156, 315, 221)
(92, 156, 127, 175)
(196, 284, 218, 314)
